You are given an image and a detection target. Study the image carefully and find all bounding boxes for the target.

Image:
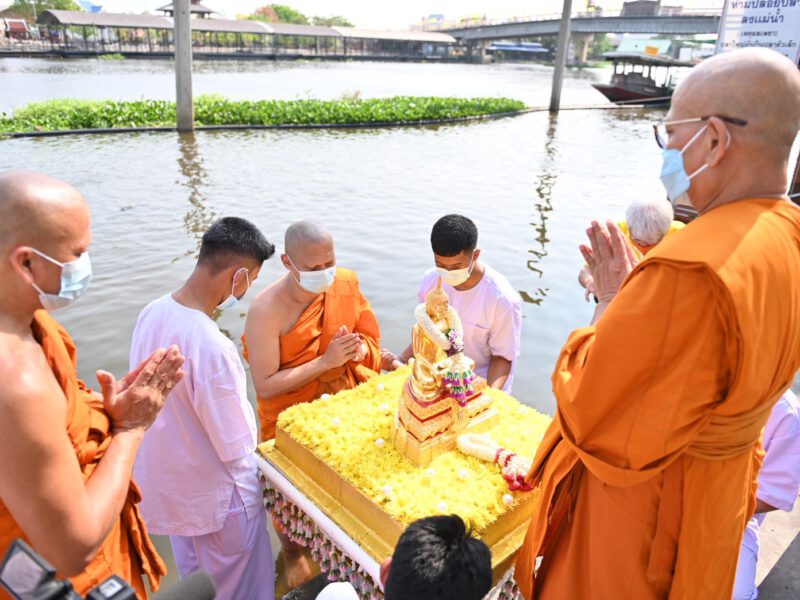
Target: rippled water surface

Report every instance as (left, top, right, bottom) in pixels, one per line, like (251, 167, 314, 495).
(0, 58, 694, 415)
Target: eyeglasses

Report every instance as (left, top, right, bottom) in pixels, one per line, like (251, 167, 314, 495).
(653, 115, 748, 149)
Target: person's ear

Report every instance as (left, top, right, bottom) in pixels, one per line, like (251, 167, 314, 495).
(10, 247, 36, 285)
(379, 556, 392, 589)
(705, 117, 731, 168)
(473, 248, 481, 263)
(280, 253, 292, 271)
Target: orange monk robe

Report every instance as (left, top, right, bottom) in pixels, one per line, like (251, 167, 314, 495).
(0, 312, 167, 599)
(244, 267, 381, 441)
(515, 199, 800, 600)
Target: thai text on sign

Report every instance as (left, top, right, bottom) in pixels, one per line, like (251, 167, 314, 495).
(715, 0, 800, 62)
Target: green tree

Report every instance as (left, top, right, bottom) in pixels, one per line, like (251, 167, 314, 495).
(269, 4, 309, 25)
(589, 34, 614, 60)
(246, 5, 279, 23)
(7, 0, 81, 20)
(311, 15, 354, 27)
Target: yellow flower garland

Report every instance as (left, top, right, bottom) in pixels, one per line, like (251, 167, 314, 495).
(276, 367, 552, 533)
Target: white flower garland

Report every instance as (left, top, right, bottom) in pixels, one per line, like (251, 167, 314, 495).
(414, 303, 463, 350)
(456, 433, 533, 491)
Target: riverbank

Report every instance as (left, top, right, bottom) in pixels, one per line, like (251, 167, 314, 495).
(0, 96, 527, 136)
(0, 46, 465, 63)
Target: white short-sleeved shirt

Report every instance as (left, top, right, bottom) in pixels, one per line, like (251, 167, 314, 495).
(130, 294, 261, 536)
(742, 390, 800, 555)
(418, 264, 522, 393)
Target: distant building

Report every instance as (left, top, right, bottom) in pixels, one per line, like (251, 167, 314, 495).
(157, 0, 215, 19)
(659, 5, 684, 16)
(620, 1, 684, 17)
(2, 18, 31, 40)
(418, 14, 445, 30)
(490, 41, 552, 62)
(621, 1, 659, 17)
(77, 1, 103, 13)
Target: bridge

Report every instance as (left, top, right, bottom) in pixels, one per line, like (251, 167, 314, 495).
(440, 11, 721, 41)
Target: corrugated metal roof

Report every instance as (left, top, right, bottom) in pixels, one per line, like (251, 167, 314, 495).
(333, 27, 456, 43)
(268, 23, 341, 37)
(191, 18, 271, 34)
(39, 10, 171, 29)
(36, 10, 455, 44)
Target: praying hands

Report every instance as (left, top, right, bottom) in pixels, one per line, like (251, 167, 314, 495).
(579, 220, 639, 321)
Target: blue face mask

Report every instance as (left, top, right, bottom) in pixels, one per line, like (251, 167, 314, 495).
(217, 268, 250, 311)
(659, 124, 710, 208)
(29, 248, 93, 312)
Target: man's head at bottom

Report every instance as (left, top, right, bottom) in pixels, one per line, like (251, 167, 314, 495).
(380, 515, 492, 600)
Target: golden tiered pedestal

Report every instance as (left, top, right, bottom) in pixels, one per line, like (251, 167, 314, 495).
(259, 368, 552, 585)
(391, 377, 498, 467)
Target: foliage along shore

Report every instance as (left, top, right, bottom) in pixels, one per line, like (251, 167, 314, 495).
(0, 96, 527, 134)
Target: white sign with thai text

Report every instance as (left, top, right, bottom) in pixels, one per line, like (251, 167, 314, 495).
(716, 0, 800, 63)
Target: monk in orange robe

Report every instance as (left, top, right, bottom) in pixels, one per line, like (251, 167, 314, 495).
(244, 219, 381, 587)
(0, 171, 184, 598)
(515, 49, 800, 599)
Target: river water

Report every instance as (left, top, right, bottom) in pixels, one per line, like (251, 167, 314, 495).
(5, 57, 800, 396)
(1, 58, 679, 418)
(2, 57, 798, 405)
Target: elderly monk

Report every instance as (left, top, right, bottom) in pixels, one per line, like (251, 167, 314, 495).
(515, 48, 800, 600)
(578, 199, 684, 301)
(243, 219, 381, 588)
(0, 171, 185, 597)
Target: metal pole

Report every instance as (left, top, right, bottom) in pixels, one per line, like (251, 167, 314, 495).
(174, 0, 194, 132)
(549, 0, 574, 113)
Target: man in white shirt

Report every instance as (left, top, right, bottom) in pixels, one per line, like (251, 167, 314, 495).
(130, 217, 276, 600)
(383, 214, 522, 392)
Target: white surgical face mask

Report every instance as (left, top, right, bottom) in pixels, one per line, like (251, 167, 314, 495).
(288, 256, 336, 294)
(659, 124, 714, 208)
(217, 268, 250, 311)
(28, 247, 93, 312)
(437, 257, 474, 287)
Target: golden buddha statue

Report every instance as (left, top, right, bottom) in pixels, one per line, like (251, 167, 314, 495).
(391, 278, 496, 466)
(406, 279, 458, 403)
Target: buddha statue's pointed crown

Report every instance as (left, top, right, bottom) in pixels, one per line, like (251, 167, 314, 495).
(425, 276, 449, 321)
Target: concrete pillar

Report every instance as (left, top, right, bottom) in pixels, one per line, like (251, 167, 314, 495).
(174, 0, 194, 132)
(468, 40, 490, 64)
(550, 0, 573, 113)
(572, 33, 593, 65)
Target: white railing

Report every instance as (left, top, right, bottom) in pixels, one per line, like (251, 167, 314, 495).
(417, 8, 723, 31)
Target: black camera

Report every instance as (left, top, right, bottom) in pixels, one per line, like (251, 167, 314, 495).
(0, 539, 135, 600)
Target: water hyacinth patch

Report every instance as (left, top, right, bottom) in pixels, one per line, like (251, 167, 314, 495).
(0, 95, 526, 134)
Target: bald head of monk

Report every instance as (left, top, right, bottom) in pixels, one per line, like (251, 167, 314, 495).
(0, 170, 91, 319)
(664, 48, 800, 213)
(281, 220, 336, 295)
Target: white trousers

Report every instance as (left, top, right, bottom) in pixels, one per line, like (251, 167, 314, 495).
(170, 489, 274, 600)
(732, 541, 758, 600)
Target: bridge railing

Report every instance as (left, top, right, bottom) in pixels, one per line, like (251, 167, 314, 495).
(418, 8, 722, 31)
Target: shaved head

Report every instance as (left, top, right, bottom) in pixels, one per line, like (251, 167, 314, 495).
(284, 220, 332, 259)
(670, 48, 800, 152)
(0, 171, 89, 252)
(0, 171, 92, 318)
